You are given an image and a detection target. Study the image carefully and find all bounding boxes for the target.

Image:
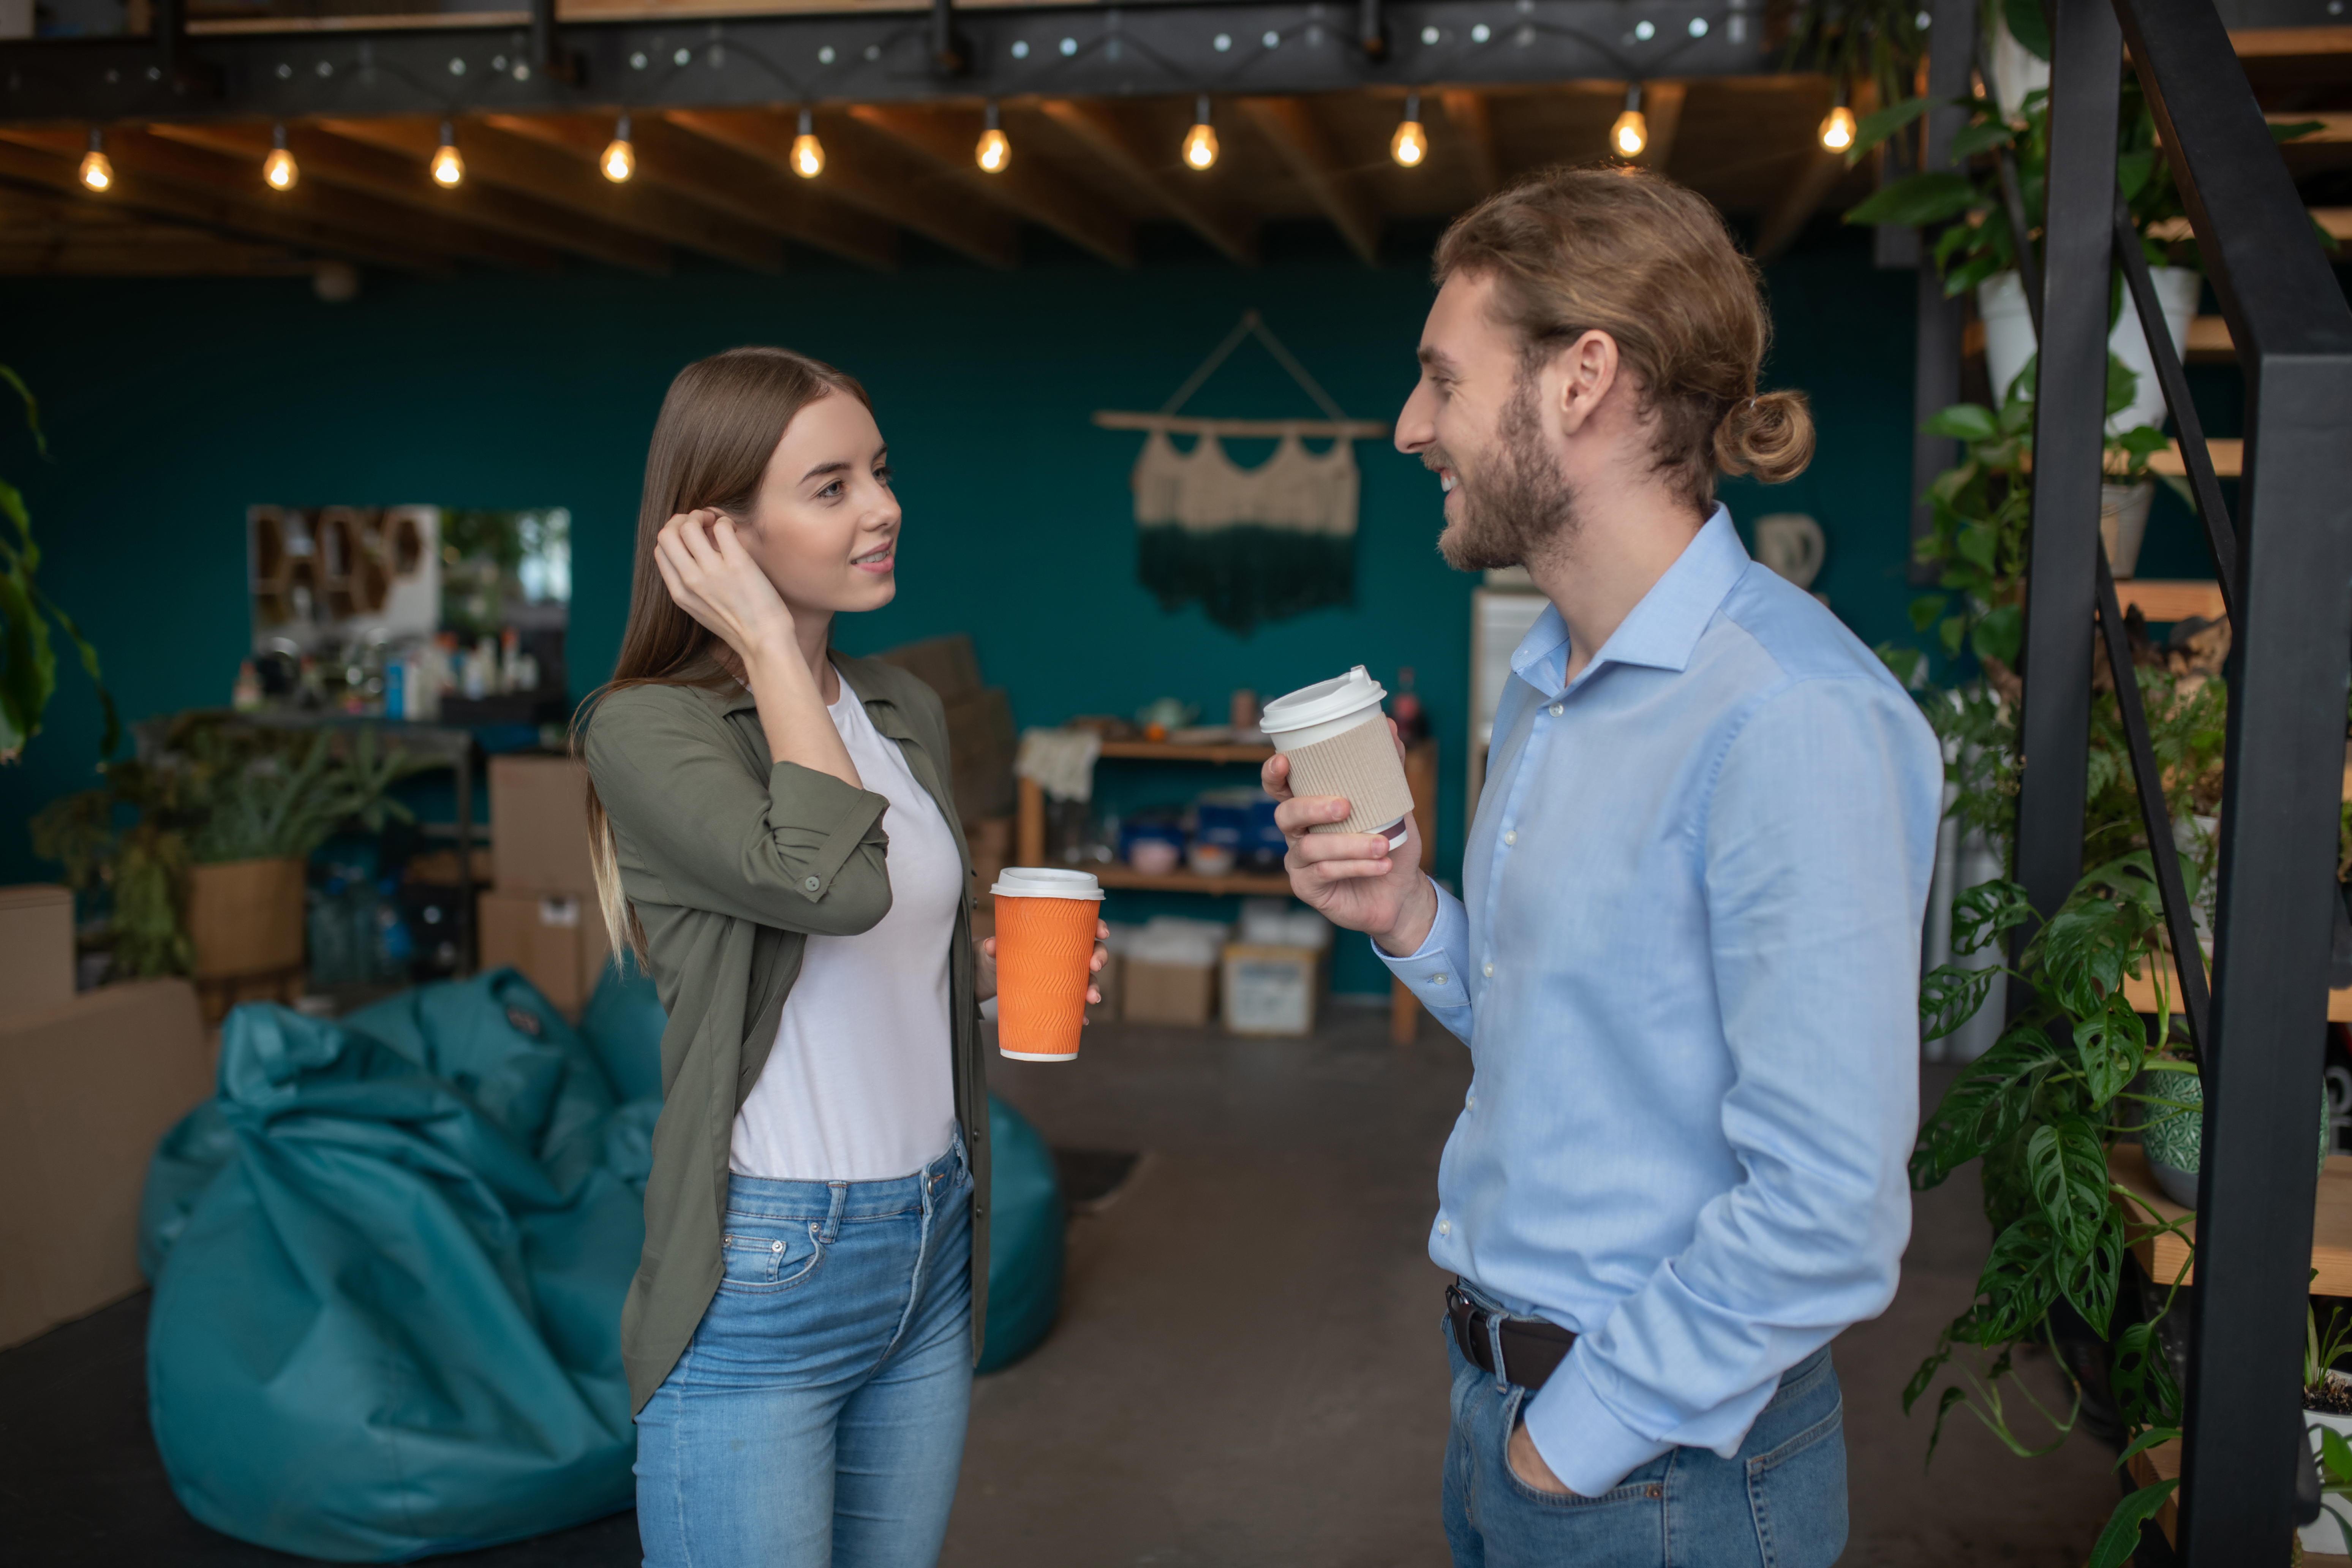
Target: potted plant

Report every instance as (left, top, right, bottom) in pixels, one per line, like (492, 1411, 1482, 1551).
(2, 362, 115, 763)
(32, 713, 419, 1012)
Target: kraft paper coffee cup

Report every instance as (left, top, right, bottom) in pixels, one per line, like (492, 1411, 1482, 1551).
(1259, 666, 1416, 850)
(991, 868, 1104, 1062)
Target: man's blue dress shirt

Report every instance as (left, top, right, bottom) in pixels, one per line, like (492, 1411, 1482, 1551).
(1382, 507, 1941, 1497)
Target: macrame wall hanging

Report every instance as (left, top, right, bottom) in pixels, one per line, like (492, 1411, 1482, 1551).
(1094, 311, 1388, 635)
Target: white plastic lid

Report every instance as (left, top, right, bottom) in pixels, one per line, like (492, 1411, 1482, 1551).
(991, 867, 1105, 900)
(1258, 665, 1388, 734)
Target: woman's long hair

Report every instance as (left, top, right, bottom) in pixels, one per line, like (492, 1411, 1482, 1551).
(574, 347, 872, 967)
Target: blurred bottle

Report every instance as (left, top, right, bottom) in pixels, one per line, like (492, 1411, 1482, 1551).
(1393, 665, 1429, 745)
(232, 660, 264, 713)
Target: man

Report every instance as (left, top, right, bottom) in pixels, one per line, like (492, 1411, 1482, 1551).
(1265, 168, 1941, 1566)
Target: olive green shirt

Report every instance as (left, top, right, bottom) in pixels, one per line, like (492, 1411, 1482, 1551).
(582, 652, 989, 1413)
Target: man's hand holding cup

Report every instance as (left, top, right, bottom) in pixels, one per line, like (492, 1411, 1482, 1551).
(1262, 723, 1438, 959)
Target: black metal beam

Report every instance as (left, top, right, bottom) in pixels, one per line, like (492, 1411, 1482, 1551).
(0, 1, 1769, 126)
(2007, 0, 2117, 936)
(1908, 0, 1976, 587)
(2111, 0, 2352, 1557)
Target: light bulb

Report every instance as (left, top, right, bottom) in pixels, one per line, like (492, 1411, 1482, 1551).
(602, 115, 635, 183)
(431, 122, 464, 187)
(791, 108, 823, 178)
(263, 124, 298, 191)
(78, 132, 112, 192)
(1391, 93, 1427, 168)
(975, 104, 1010, 174)
(1184, 95, 1218, 171)
(1611, 109, 1648, 158)
(1819, 104, 1857, 152)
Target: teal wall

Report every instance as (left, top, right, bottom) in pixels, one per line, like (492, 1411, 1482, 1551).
(0, 221, 1921, 994)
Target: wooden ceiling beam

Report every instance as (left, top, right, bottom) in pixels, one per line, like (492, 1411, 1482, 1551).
(1633, 81, 1687, 173)
(323, 115, 782, 273)
(485, 113, 897, 272)
(134, 123, 564, 275)
(847, 104, 1136, 268)
(0, 131, 449, 275)
(1036, 99, 1258, 266)
(147, 120, 668, 276)
(0, 238, 312, 276)
(1440, 91, 1501, 195)
(1237, 97, 1380, 266)
(663, 107, 1021, 272)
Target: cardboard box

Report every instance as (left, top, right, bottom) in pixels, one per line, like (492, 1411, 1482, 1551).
(0, 885, 74, 1024)
(0, 979, 210, 1349)
(1122, 959, 1217, 1027)
(488, 755, 597, 895)
(873, 633, 982, 706)
(943, 688, 1018, 824)
(1221, 943, 1325, 1036)
(479, 889, 613, 1016)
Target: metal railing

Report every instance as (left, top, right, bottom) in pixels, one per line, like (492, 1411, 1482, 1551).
(2004, 0, 2352, 1555)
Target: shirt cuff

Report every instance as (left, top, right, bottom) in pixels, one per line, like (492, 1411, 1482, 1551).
(1524, 1348, 1675, 1498)
(1372, 879, 1471, 1008)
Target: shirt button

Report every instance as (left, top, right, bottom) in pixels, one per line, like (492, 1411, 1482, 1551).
(1433, 974, 1448, 986)
(1438, 1219, 1451, 1236)
(1467, 1092, 1476, 1109)
(804, 876, 821, 891)
(1503, 830, 1517, 846)
(1483, 963, 1495, 978)
(1548, 703, 1564, 717)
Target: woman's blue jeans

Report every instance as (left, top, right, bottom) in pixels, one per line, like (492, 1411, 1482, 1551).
(635, 1136, 974, 1568)
(1442, 1289, 1847, 1568)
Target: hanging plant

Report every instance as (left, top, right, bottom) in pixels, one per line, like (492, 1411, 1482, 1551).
(0, 364, 117, 763)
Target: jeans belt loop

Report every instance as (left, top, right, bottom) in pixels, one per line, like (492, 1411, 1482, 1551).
(820, 1180, 848, 1244)
(1484, 1306, 1511, 1395)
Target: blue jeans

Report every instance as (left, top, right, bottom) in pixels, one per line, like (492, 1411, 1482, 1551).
(1442, 1289, 1847, 1568)
(635, 1137, 974, 1568)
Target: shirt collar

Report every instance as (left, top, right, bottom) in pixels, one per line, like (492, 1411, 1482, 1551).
(1506, 506, 1751, 694)
(697, 653, 910, 738)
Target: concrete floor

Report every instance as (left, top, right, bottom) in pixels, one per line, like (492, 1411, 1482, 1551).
(3, 1005, 2132, 1565)
(957, 1005, 2126, 1568)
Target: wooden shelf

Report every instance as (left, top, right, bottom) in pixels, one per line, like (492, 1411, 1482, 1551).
(1094, 739, 1276, 765)
(2109, 1144, 2352, 1293)
(2148, 438, 2242, 479)
(2112, 579, 2226, 623)
(1092, 865, 1295, 897)
(2126, 1432, 2352, 1560)
(2118, 962, 2352, 1022)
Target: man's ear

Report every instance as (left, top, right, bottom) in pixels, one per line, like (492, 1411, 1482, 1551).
(1553, 329, 1620, 438)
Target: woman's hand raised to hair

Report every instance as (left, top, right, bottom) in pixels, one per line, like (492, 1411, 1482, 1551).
(653, 509, 796, 665)
(1262, 722, 1438, 958)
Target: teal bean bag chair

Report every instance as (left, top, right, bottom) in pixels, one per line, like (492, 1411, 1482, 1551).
(140, 962, 1063, 1561)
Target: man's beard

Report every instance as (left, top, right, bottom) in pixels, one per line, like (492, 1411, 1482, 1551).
(1434, 376, 1581, 573)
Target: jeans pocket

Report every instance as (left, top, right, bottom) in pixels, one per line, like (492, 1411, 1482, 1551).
(719, 1218, 824, 1292)
(1495, 1388, 1671, 1513)
(1744, 1396, 1847, 1568)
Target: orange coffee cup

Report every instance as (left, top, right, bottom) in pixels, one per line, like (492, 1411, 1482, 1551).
(991, 868, 1104, 1062)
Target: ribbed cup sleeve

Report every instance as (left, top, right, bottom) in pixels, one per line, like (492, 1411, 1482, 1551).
(1283, 718, 1416, 836)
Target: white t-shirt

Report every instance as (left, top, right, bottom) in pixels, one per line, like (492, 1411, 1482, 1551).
(729, 673, 961, 1182)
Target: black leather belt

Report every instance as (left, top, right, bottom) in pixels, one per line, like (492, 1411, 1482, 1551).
(1448, 1281, 1577, 1392)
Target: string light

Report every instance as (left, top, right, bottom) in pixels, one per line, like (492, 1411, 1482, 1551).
(1819, 100, 1857, 152)
(790, 107, 824, 178)
(1183, 95, 1219, 171)
(78, 128, 112, 192)
(602, 115, 635, 182)
(1390, 92, 1427, 168)
(430, 121, 464, 188)
(262, 124, 299, 191)
(1611, 84, 1649, 159)
(975, 102, 1010, 174)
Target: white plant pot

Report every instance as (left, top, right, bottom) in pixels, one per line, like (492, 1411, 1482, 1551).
(2305, 1380, 2352, 1554)
(1977, 267, 2202, 437)
(2100, 480, 2157, 579)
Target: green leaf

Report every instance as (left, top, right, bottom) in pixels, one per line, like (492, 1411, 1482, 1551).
(1909, 593, 1950, 633)
(2271, 119, 2327, 143)
(1849, 96, 1939, 160)
(2003, 0, 2052, 60)
(2325, 1424, 2352, 1485)
(1924, 403, 2000, 442)
(1973, 601, 2024, 667)
(0, 364, 45, 460)
(2113, 424, 2170, 457)
(1922, 963, 2002, 1042)
(1846, 172, 1980, 229)
(2086, 1479, 2177, 1568)
(2105, 353, 2141, 419)
(2116, 148, 2156, 203)
(1949, 120, 2016, 160)
(2114, 1425, 2181, 1470)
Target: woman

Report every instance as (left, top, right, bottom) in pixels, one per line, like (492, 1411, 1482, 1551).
(578, 346, 1103, 1567)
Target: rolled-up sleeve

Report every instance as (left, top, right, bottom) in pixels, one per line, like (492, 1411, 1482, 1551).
(1375, 878, 1476, 1045)
(1522, 675, 1939, 1496)
(585, 687, 896, 937)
